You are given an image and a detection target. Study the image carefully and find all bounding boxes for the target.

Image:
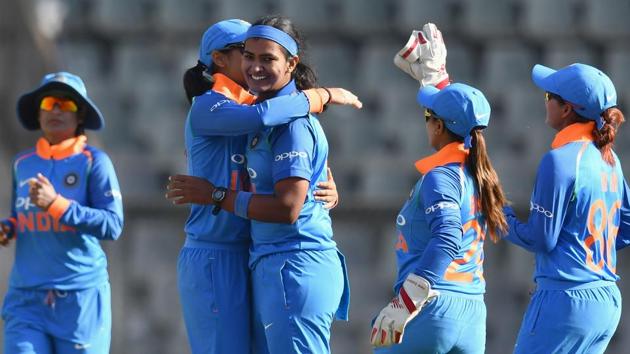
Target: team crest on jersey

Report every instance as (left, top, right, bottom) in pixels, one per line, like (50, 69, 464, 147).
(64, 172, 78, 187)
(250, 135, 260, 149)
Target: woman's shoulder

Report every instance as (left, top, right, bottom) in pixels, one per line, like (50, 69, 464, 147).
(12, 147, 37, 170)
(426, 164, 464, 179)
(191, 90, 232, 110)
(83, 145, 113, 163)
(271, 116, 315, 136)
(13, 147, 36, 161)
(541, 146, 578, 169)
(422, 165, 464, 191)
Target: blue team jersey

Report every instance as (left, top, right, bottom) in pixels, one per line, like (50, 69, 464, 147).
(246, 80, 334, 266)
(1, 135, 123, 290)
(394, 142, 486, 295)
(506, 122, 630, 284)
(183, 74, 312, 245)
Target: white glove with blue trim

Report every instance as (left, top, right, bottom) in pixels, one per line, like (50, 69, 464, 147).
(394, 23, 449, 88)
(370, 273, 439, 347)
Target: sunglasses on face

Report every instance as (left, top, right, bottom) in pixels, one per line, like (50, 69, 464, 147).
(40, 96, 78, 112)
(545, 92, 565, 104)
(424, 109, 433, 122)
(545, 91, 585, 112)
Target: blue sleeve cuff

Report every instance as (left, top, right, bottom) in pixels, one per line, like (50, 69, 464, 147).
(234, 191, 253, 219)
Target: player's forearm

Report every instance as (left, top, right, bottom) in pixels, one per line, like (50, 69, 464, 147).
(57, 202, 124, 240)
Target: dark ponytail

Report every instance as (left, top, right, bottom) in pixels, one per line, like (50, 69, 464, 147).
(293, 62, 318, 90)
(183, 61, 213, 104)
(592, 107, 625, 166)
(467, 130, 508, 242)
(252, 16, 318, 90)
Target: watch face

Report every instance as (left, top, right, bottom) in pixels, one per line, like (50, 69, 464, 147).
(213, 188, 226, 202)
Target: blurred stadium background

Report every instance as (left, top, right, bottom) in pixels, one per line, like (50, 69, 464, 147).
(1, 0, 630, 353)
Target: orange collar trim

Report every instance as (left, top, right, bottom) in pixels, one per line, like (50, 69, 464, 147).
(415, 142, 469, 174)
(36, 135, 87, 160)
(551, 122, 595, 149)
(212, 73, 256, 105)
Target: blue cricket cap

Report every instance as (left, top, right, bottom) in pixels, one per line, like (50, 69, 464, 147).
(199, 19, 251, 66)
(531, 63, 617, 126)
(418, 83, 490, 143)
(17, 71, 104, 131)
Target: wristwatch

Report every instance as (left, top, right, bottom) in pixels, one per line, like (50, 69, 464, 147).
(211, 186, 228, 215)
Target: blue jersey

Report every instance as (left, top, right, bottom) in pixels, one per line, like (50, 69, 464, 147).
(1, 135, 123, 290)
(183, 73, 314, 245)
(394, 142, 486, 295)
(246, 80, 334, 266)
(506, 122, 630, 284)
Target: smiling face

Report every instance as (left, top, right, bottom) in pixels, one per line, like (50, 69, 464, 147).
(241, 37, 298, 99)
(38, 94, 82, 144)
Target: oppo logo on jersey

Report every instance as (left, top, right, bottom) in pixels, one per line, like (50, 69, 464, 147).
(530, 201, 553, 218)
(209, 99, 230, 112)
(425, 201, 459, 214)
(104, 189, 122, 200)
(15, 197, 36, 211)
(275, 151, 307, 161)
(16, 211, 75, 233)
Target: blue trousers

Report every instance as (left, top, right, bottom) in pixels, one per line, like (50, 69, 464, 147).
(513, 282, 621, 354)
(177, 243, 251, 354)
(374, 292, 486, 354)
(251, 249, 349, 354)
(2, 282, 111, 354)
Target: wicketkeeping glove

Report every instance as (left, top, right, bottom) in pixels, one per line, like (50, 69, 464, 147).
(370, 273, 439, 347)
(393, 23, 449, 88)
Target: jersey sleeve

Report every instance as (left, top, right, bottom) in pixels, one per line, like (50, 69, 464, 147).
(55, 151, 124, 241)
(504, 152, 574, 252)
(189, 91, 310, 136)
(413, 167, 463, 286)
(270, 118, 316, 183)
(616, 178, 630, 250)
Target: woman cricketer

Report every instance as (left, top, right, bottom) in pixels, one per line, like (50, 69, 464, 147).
(0, 72, 123, 353)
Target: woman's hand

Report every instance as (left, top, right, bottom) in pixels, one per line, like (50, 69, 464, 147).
(166, 175, 215, 205)
(29, 173, 58, 210)
(324, 88, 363, 109)
(304, 88, 363, 113)
(315, 167, 339, 209)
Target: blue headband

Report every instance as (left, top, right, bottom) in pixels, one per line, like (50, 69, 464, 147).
(245, 25, 299, 56)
